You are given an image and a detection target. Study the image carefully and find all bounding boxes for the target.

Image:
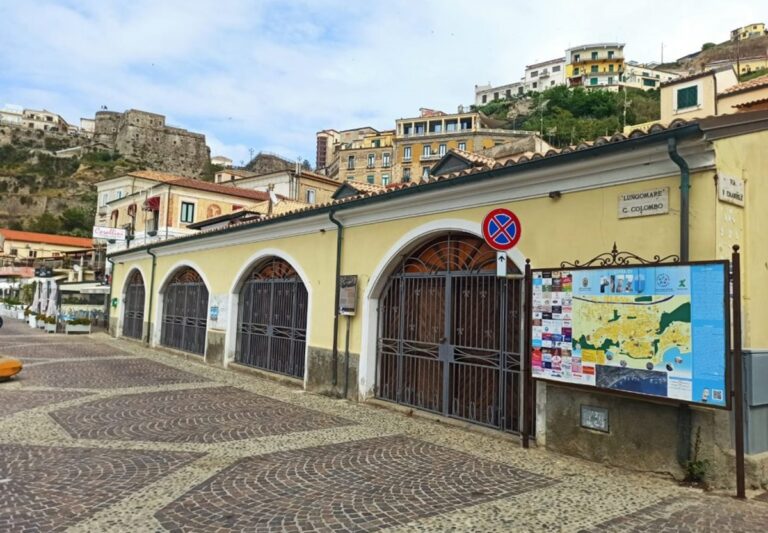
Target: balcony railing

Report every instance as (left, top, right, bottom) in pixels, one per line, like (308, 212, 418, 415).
(420, 153, 444, 161)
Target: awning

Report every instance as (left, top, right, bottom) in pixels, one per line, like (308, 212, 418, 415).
(144, 196, 161, 211)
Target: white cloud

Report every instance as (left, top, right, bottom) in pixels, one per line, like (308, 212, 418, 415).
(1, 0, 766, 163)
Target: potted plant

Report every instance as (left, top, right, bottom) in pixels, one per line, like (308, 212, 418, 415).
(42, 315, 57, 333)
(65, 317, 92, 335)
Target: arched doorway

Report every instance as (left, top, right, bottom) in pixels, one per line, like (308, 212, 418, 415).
(160, 267, 209, 355)
(122, 270, 145, 340)
(376, 233, 524, 433)
(236, 257, 308, 379)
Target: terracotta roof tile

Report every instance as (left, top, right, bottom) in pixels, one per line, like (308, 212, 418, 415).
(720, 74, 768, 95)
(167, 178, 273, 202)
(0, 229, 93, 249)
(125, 170, 187, 183)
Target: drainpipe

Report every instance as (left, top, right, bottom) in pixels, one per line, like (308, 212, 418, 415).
(329, 210, 343, 391)
(667, 136, 693, 468)
(667, 137, 690, 262)
(146, 247, 157, 345)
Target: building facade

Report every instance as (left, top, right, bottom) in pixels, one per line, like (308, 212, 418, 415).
(108, 110, 768, 489)
(95, 170, 274, 254)
(336, 130, 396, 185)
(0, 229, 92, 259)
(621, 61, 680, 90)
(730, 22, 766, 41)
(395, 110, 539, 182)
(20, 109, 70, 132)
(474, 81, 526, 106)
(566, 43, 626, 91)
(659, 68, 748, 124)
(524, 57, 566, 92)
(217, 168, 341, 204)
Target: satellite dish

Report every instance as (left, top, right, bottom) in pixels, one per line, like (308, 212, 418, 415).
(73, 264, 81, 272)
(269, 190, 280, 205)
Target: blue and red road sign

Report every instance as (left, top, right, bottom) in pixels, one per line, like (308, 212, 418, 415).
(482, 208, 522, 251)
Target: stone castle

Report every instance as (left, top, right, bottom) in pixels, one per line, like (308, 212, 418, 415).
(92, 109, 209, 178)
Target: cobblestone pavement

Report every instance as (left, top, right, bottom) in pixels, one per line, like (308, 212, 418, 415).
(1, 317, 767, 532)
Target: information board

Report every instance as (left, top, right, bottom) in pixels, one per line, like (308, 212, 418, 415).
(530, 262, 729, 408)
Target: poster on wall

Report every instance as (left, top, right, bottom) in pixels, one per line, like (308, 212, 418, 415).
(530, 262, 729, 408)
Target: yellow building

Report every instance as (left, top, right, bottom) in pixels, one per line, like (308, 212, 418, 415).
(730, 22, 766, 41)
(658, 68, 768, 123)
(0, 229, 93, 259)
(108, 110, 768, 488)
(338, 130, 395, 186)
(565, 42, 625, 91)
(394, 109, 542, 182)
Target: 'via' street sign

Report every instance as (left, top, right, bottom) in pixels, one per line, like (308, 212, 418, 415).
(482, 208, 522, 251)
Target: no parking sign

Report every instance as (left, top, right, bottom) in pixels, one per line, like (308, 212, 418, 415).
(482, 208, 522, 251)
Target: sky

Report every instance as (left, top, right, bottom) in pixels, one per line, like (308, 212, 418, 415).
(1, 0, 766, 166)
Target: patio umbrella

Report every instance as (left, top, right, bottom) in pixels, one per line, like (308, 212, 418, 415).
(45, 282, 58, 318)
(30, 282, 40, 314)
(39, 281, 49, 316)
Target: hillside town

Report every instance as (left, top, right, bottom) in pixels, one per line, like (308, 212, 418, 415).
(2, 10, 768, 532)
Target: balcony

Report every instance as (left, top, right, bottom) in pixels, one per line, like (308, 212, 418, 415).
(420, 153, 444, 161)
(570, 56, 623, 65)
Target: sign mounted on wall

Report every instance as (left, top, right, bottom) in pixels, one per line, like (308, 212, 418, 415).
(482, 208, 522, 251)
(530, 261, 729, 408)
(617, 187, 669, 219)
(717, 175, 745, 207)
(93, 226, 127, 240)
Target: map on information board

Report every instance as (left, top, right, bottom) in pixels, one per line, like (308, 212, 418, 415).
(531, 263, 728, 407)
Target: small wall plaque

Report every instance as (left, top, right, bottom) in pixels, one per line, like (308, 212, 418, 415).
(580, 405, 609, 433)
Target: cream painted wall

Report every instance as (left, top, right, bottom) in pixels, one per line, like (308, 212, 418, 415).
(111, 169, 719, 364)
(712, 130, 768, 348)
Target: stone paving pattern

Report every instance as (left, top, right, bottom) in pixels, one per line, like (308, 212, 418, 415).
(156, 435, 555, 532)
(51, 386, 354, 443)
(0, 318, 767, 532)
(0, 390, 91, 417)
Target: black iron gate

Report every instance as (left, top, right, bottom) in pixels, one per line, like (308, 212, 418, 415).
(377, 234, 524, 433)
(236, 258, 308, 378)
(160, 267, 208, 355)
(123, 270, 145, 340)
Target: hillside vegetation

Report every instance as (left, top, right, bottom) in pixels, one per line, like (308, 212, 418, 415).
(475, 86, 661, 147)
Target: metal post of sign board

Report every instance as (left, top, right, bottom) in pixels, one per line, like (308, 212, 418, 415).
(731, 245, 745, 499)
(522, 258, 533, 448)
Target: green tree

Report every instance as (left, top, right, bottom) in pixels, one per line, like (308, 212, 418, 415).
(26, 212, 62, 234)
(59, 207, 93, 237)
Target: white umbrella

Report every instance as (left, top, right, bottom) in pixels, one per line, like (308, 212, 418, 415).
(39, 280, 49, 316)
(46, 282, 58, 318)
(31, 282, 40, 314)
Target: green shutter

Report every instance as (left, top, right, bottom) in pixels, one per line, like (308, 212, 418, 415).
(677, 86, 698, 109)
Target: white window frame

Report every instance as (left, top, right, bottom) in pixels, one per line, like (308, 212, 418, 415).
(403, 146, 412, 161)
(673, 80, 703, 113)
(458, 142, 466, 151)
(306, 189, 316, 204)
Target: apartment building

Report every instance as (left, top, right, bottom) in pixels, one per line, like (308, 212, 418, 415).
(565, 43, 625, 91)
(338, 129, 396, 185)
(394, 109, 537, 182)
(524, 57, 566, 92)
(474, 81, 526, 106)
(14, 109, 71, 132)
(621, 61, 680, 90)
(730, 22, 766, 41)
(218, 168, 340, 204)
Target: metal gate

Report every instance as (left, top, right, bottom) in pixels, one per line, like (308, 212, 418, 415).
(122, 270, 145, 340)
(160, 267, 208, 355)
(236, 258, 308, 378)
(377, 233, 524, 433)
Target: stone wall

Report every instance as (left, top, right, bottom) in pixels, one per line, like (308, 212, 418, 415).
(92, 109, 209, 178)
(245, 153, 295, 175)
